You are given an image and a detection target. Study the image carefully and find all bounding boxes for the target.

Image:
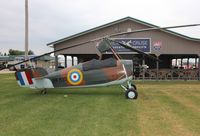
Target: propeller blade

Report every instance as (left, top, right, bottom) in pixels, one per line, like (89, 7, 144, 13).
(110, 39, 161, 62)
(109, 24, 200, 37)
(1, 39, 99, 70)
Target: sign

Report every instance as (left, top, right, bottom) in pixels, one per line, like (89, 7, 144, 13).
(153, 41, 162, 51)
(111, 38, 151, 53)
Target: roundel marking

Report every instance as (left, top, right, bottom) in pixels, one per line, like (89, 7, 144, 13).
(67, 69, 83, 85)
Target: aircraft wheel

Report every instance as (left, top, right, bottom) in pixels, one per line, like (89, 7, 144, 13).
(125, 89, 138, 99)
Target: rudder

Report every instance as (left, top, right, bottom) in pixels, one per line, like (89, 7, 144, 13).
(15, 67, 48, 87)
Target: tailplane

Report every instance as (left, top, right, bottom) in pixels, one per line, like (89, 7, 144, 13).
(15, 67, 48, 88)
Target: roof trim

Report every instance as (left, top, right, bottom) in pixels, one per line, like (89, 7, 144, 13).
(47, 16, 200, 46)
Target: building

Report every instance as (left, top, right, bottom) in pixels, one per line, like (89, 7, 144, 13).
(47, 17, 200, 80)
(0, 56, 15, 69)
(0, 55, 54, 70)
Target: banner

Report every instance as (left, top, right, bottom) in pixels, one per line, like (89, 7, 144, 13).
(111, 38, 151, 53)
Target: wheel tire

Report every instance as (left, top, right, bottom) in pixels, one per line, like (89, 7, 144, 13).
(131, 84, 137, 90)
(126, 84, 137, 90)
(125, 89, 138, 99)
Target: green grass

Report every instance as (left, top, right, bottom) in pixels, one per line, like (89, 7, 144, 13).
(0, 73, 200, 136)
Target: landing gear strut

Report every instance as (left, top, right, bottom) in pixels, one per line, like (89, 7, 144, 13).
(41, 89, 47, 95)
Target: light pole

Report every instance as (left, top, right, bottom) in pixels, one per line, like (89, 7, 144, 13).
(25, 0, 29, 60)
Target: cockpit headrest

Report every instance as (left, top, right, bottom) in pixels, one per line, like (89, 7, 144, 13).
(96, 38, 111, 53)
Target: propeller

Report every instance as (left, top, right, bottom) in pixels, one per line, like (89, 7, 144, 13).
(109, 24, 200, 37)
(1, 23, 199, 70)
(1, 40, 94, 70)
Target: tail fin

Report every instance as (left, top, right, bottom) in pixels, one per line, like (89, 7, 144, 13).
(15, 67, 48, 87)
(31, 67, 48, 79)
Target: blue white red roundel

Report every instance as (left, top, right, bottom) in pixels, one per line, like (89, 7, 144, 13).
(67, 69, 83, 85)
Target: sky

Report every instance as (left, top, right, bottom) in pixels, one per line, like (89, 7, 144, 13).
(0, 0, 200, 55)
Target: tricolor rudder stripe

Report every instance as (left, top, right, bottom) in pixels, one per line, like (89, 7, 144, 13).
(15, 70, 33, 86)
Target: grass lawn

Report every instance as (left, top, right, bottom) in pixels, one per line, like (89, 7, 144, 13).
(0, 73, 200, 136)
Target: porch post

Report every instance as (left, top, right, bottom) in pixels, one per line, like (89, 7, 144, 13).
(195, 58, 197, 68)
(64, 55, 67, 68)
(156, 55, 159, 81)
(142, 55, 145, 80)
(198, 56, 200, 80)
(187, 58, 189, 69)
(180, 58, 183, 67)
(55, 55, 58, 71)
(71, 56, 74, 66)
(175, 58, 178, 67)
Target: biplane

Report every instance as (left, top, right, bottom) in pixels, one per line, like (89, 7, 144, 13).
(2, 24, 200, 99)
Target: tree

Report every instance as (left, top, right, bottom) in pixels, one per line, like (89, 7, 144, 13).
(28, 50, 34, 55)
(9, 49, 24, 55)
(8, 49, 35, 55)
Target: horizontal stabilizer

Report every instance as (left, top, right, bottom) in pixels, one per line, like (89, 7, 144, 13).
(15, 67, 48, 87)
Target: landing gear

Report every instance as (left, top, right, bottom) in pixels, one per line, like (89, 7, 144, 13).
(129, 84, 137, 90)
(41, 89, 47, 95)
(121, 82, 138, 100)
(125, 89, 138, 99)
